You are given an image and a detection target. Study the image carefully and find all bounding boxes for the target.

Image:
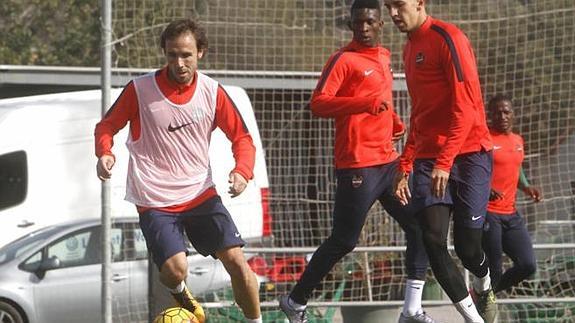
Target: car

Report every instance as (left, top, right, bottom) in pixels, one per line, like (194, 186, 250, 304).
(0, 216, 264, 323)
(0, 86, 271, 248)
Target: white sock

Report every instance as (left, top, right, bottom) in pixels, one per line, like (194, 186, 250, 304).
(245, 317, 262, 323)
(169, 281, 186, 294)
(288, 297, 306, 311)
(403, 279, 425, 316)
(455, 295, 484, 323)
(472, 266, 491, 293)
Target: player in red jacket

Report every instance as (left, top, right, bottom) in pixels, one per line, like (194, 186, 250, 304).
(95, 19, 261, 323)
(484, 94, 540, 294)
(279, 1, 435, 323)
(384, 0, 496, 322)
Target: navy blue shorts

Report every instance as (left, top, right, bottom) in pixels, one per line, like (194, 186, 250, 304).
(139, 196, 245, 268)
(332, 159, 428, 279)
(483, 211, 535, 287)
(411, 150, 492, 229)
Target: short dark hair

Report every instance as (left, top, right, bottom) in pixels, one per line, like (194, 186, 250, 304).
(160, 18, 208, 52)
(351, 0, 381, 14)
(487, 93, 513, 112)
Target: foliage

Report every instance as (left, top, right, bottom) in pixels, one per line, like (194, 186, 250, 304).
(1, 0, 573, 156)
(0, 0, 100, 66)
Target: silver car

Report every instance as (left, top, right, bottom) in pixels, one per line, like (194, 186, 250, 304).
(0, 217, 249, 323)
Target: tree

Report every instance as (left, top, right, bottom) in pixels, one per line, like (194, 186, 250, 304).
(0, 0, 100, 66)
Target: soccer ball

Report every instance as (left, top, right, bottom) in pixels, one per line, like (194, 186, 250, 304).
(153, 307, 199, 323)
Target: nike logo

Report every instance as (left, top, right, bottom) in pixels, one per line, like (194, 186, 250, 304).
(493, 145, 502, 150)
(479, 254, 486, 266)
(364, 69, 374, 76)
(234, 232, 241, 238)
(167, 122, 193, 132)
(472, 215, 482, 221)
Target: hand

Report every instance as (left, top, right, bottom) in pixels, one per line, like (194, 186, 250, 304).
(228, 172, 248, 198)
(392, 128, 406, 143)
(523, 186, 542, 202)
(393, 171, 411, 206)
(431, 168, 449, 199)
(378, 101, 390, 113)
(97, 155, 115, 181)
(489, 189, 504, 201)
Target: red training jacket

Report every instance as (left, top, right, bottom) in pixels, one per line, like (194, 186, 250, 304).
(310, 40, 405, 169)
(400, 16, 492, 173)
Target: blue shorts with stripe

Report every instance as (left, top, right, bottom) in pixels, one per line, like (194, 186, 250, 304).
(138, 196, 245, 269)
(411, 150, 492, 229)
(332, 159, 428, 279)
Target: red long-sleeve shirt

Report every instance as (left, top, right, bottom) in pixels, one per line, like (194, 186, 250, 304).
(310, 40, 405, 169)
(487, 131, 525, 214)
(94, 67, 255, 212)
(399, 16, 492, 173)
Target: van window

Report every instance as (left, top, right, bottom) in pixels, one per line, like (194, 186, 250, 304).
(0, 151, 27, 211)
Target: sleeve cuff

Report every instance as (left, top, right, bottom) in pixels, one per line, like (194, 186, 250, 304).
(433, 162, 452, 173)
(232, 167, 253, 181)
(96, 151, 116, 161)
(399, 162, 413, 173)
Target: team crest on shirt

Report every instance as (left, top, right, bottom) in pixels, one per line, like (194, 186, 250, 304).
(351, 174, 363, 188)
(415, 52, 425, 64)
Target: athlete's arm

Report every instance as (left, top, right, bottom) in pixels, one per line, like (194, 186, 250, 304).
(393, 171, 411, 206)
(215, 85, 256, 186)
(399, 118, 417, 173)
(518, 167, 542, 202)
(310, 53, 385, 118)
(97, 155, 115, 181)
(396, 117, 416, 201)
(434, 33, 480, 172)
(398, 48, 414, 173)
(489, 189, 504, 201)
(391, 111, 406, 142)
(94, 82, 139, 179)
(518, 167, 530, 190)
(517, 136, 542, 202)
(228, 172, 248, 198)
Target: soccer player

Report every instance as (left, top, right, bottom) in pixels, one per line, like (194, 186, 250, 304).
(94, 19, 262, 323)
(384, 0, 497, 322)
(483, 94, 539, 294)
(279, 1, 435, 322)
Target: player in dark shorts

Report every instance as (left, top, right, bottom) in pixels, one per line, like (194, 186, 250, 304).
(279, 1, 435, 323)
(95, 18, 262, 323)
(483, 94, 540, 293)
(384, 0, 497, 322)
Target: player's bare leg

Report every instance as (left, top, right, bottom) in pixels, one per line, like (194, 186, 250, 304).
(161, 252, 206, 323)
(216, 246, 261, 321)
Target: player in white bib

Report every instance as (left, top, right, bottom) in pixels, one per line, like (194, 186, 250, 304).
(95, 19, 262, 323)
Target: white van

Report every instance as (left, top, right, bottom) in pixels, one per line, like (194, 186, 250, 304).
(0, 87, 271, 248)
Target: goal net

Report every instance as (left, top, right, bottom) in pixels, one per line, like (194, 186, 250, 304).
(110, 0, 575, 321)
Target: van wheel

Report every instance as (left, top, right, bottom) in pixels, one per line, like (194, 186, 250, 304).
(0, 301, 24, 323)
